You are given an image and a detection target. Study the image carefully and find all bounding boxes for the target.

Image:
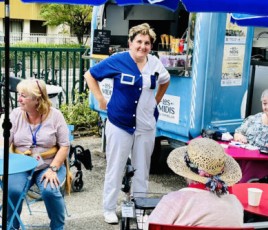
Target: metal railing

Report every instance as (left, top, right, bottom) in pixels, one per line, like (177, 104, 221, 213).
(0, 47, 90, 107)
(0, 32, 91, 46)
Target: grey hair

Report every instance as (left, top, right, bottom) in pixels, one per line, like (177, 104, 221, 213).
(261, 89, 268, 101)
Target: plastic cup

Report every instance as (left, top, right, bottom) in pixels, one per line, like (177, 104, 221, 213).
(248, 188, 263, 206)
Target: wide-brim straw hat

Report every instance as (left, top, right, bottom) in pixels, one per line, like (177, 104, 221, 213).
(167, 138, 242, 186)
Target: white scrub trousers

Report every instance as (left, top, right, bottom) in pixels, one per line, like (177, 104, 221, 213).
(103, 120, 155, 212)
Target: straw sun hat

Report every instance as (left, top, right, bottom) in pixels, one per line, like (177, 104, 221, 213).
(167, 138, 242, 186)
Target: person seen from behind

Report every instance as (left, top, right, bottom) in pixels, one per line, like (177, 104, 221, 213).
(84, 23, 170, 224)
(146, 138, 243, 229)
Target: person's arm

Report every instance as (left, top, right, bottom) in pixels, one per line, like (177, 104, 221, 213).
(155, 81, 170, 105)
(84, 71, 107, 110)
(233, 116, 253, 144)
(233, 133, 248, 143)
(41, 110, 70, 188)
(49, 146, 69, 170)
(41, 146, 69, 189)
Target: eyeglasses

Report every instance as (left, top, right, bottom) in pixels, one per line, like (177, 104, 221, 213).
(36, 80, 44, 98)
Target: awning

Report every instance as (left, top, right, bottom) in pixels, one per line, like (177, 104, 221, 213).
(231, 13, 268, 27)
(20, 0, 180, 11)
(181, 0, 268, 16)
(3, 0, 268, 15)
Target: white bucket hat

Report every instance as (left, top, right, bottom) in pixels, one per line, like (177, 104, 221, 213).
(167, 138, 242, 187)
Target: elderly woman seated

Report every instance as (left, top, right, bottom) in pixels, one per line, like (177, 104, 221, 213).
(8, 79, 70, 230)
(145, 138, 243, 229)
(233, 89, 268, 182)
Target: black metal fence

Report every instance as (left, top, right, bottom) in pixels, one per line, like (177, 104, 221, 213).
(0, 47, 90, 107)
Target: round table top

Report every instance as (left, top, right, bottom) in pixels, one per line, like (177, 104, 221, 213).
(0, 149, 37, 175)
(232, 183, 268, 217)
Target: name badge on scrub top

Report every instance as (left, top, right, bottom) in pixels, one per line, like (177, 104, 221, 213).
(120, 73, 135, 85)
(30, 145, 45, 167)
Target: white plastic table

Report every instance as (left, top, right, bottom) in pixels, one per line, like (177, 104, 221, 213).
(0, 151, 37, 230)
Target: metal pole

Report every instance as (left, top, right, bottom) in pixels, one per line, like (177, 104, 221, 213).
(2, 0, 11, 229)
(246, 63, 256, 117)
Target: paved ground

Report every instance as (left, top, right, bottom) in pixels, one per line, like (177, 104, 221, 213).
(18, 135, 185, 230)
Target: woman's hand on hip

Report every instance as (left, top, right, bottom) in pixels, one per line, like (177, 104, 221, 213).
(99, 98, 107, 110)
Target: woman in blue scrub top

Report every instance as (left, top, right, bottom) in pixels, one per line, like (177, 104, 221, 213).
(84, 23, 170, 224)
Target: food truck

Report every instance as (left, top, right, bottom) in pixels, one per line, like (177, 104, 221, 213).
(85, 2, 266, 160)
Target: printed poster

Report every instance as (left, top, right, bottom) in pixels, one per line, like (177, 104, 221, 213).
(158, 94, 180, 124)
(221, 14, 247, 87)
(221, 45, 245, 86)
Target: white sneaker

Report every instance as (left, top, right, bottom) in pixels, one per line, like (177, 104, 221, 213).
(104, 211, 118, 224)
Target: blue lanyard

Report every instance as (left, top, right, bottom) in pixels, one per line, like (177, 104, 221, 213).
(28, 114, 43, 147)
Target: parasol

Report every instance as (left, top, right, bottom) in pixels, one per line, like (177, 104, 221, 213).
(231, 13, 268, 27)
(181, 0, 268, 15)
(1, 0, 268, 229)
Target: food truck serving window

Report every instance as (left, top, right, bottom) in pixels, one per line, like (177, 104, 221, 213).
(90, 3, 194, 76)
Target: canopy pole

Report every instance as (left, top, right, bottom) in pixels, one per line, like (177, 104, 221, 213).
(2, 0, 11, 229)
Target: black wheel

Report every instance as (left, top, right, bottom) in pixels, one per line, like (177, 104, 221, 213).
(72, 176, 84, 192)
(120, 217, 130, 230)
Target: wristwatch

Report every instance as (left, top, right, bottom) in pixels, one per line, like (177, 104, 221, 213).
(49, 165, 58, 172)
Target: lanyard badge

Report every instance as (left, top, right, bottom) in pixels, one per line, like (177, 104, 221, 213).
(30, 143, 45, 167)
(29, 123, 44, 167)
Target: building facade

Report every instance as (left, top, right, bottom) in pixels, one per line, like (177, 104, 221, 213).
(0, 0, 79, 44)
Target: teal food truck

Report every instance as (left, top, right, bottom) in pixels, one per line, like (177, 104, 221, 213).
(84, 1, 268, 167)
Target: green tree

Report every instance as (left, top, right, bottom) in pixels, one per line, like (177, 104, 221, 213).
(40, 4, 93, 44)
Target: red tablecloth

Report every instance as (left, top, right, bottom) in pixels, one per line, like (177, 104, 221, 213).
(232, 183, 268, 217)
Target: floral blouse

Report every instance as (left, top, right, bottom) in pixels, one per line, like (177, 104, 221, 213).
(235, 112, 268, 147)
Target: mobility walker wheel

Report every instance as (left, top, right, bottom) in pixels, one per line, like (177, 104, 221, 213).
(72, 171, 84, 192)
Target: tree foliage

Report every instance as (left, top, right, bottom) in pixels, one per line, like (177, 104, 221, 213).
(40, 4, 93, 44)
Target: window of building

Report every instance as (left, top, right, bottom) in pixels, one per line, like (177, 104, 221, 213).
(30, 20, 47, 34)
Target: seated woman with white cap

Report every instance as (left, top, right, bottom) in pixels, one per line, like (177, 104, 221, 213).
(146, 138, 243, 228)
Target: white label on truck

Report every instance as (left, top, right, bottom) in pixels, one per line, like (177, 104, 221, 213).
(158, 94, 180, 124)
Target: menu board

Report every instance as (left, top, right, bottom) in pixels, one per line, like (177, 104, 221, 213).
(93, 29, 111, 55)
